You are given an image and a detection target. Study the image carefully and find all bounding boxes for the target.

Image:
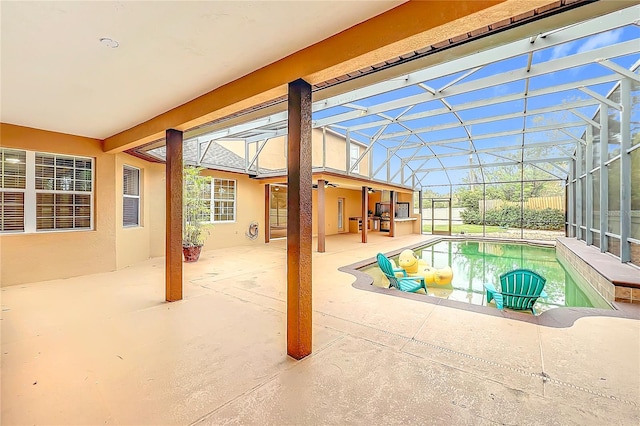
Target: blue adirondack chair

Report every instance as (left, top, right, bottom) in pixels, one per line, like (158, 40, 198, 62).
(376, 253, 427, 293)
(484, 269, 548, 314)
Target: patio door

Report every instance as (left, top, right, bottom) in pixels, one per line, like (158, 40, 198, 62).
(337, 198, 345, 232)
(431, 198, 452, 236)
(270, 185, 287, 239)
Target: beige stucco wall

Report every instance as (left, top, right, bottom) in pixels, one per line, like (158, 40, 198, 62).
(0, 124, 169, 285)
(322, 131, 369, 177)
(311, 187, 362, 236)
(215, 140, 246, 160)
(368, 191, 382, 213)
(0, 123, 413, 286)
(0, 124, 117, 286)
(114, 153, 165, 269)
(148, 164, 166, 258)
(255, 137, 286, 171)
(397, 192, 412, 203)
(396, 192, 422, 233)
(308, 186, 417, 236)
(200, 169, 266, 250)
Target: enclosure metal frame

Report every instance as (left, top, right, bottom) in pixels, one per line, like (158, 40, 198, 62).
(143, 7, 638, 263)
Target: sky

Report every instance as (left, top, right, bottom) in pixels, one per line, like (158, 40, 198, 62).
(314, 21, 639, 191)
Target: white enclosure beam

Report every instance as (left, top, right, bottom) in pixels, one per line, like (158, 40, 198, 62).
(585, 126, 594, 245)
(620, 78, 632, 262)
(596, 59, 640, 83)
(313, 40, 637, 129)
(312, 6, 637, 113)
(578, 87, 623, 111)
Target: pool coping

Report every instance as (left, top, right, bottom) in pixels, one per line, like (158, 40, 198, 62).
(338, 236, 640, 328)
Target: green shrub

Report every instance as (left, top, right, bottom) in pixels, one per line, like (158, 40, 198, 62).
(484, 205, 520, 227)
(457, 189, 483, 213)
(460, 208, 481, 224)
(524, 208, 565, 230)
(461, 205, 565, 230)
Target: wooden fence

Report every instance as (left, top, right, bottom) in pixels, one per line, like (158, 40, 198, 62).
(479, 196, 564, 211)
(527, 196, 564, 210)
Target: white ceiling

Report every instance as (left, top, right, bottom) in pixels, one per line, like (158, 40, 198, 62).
(1, 1, 403, 139)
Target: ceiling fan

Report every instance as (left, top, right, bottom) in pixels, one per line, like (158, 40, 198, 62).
(312, 181, 338, 189)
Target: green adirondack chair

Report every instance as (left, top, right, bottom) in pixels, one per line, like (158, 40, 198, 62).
(376, 253, 427, 293)
(484, 269, 548, 314)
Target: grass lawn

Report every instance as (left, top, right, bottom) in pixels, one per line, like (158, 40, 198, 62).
(422, 224, 503, 233)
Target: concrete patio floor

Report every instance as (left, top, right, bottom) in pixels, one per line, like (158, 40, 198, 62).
(2, 233, 639, 425)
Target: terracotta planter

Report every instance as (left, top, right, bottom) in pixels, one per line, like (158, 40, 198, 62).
(182, 245, 203, 263)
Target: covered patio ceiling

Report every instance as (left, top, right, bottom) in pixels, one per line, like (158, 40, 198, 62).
(143, 5, 640, 191)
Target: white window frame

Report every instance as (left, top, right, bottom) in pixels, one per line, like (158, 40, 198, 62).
(350, 145, 360, 174)
(123, 165, 140, 228)
(0, 148, 27, 233)
(211, 178, 236, 223)
(0, 149, 94, 234)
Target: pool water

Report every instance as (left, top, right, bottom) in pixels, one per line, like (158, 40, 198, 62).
(362, 240, 612, 313)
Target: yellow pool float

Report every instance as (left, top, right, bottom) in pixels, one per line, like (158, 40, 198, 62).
(397, 249, 453, 286)
(417, 264, 436, 285)
(397, 249, 430, 274)
(433, 266, 454, 285)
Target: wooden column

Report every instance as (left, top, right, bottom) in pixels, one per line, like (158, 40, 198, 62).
(264, 184, 270, 243)
(287, 79, 313, 360)
(165, 129, 183, 302)
(317, 180, 326, 253)
(389, 190, 396, 237)
(361, 187, 368, 243)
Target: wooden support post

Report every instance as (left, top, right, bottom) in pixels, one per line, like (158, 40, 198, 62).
(264, 184, 270, 243)
(389, 190, 396, 237)
(361, 187, 368, 243)
(165, 129, 183, 302)
(318, 180, 326, 253)
(287, 79, 313, 360)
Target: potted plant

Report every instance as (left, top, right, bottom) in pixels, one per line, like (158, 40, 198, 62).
(182, 165, 211, 262)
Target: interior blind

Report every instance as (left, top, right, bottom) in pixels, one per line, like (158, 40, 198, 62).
(123, 166, 140, 227)
(1, 149, 26, 232)
(123, 167, 140, 196)
(36, 193, 91, 230)
(0, 192, 24, 232)
(34, 153, 93, 231)
(123, 197, 139, 227)
(1, 149, 26, 189)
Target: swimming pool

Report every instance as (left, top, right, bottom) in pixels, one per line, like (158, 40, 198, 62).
(361, 240, 612, 313)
